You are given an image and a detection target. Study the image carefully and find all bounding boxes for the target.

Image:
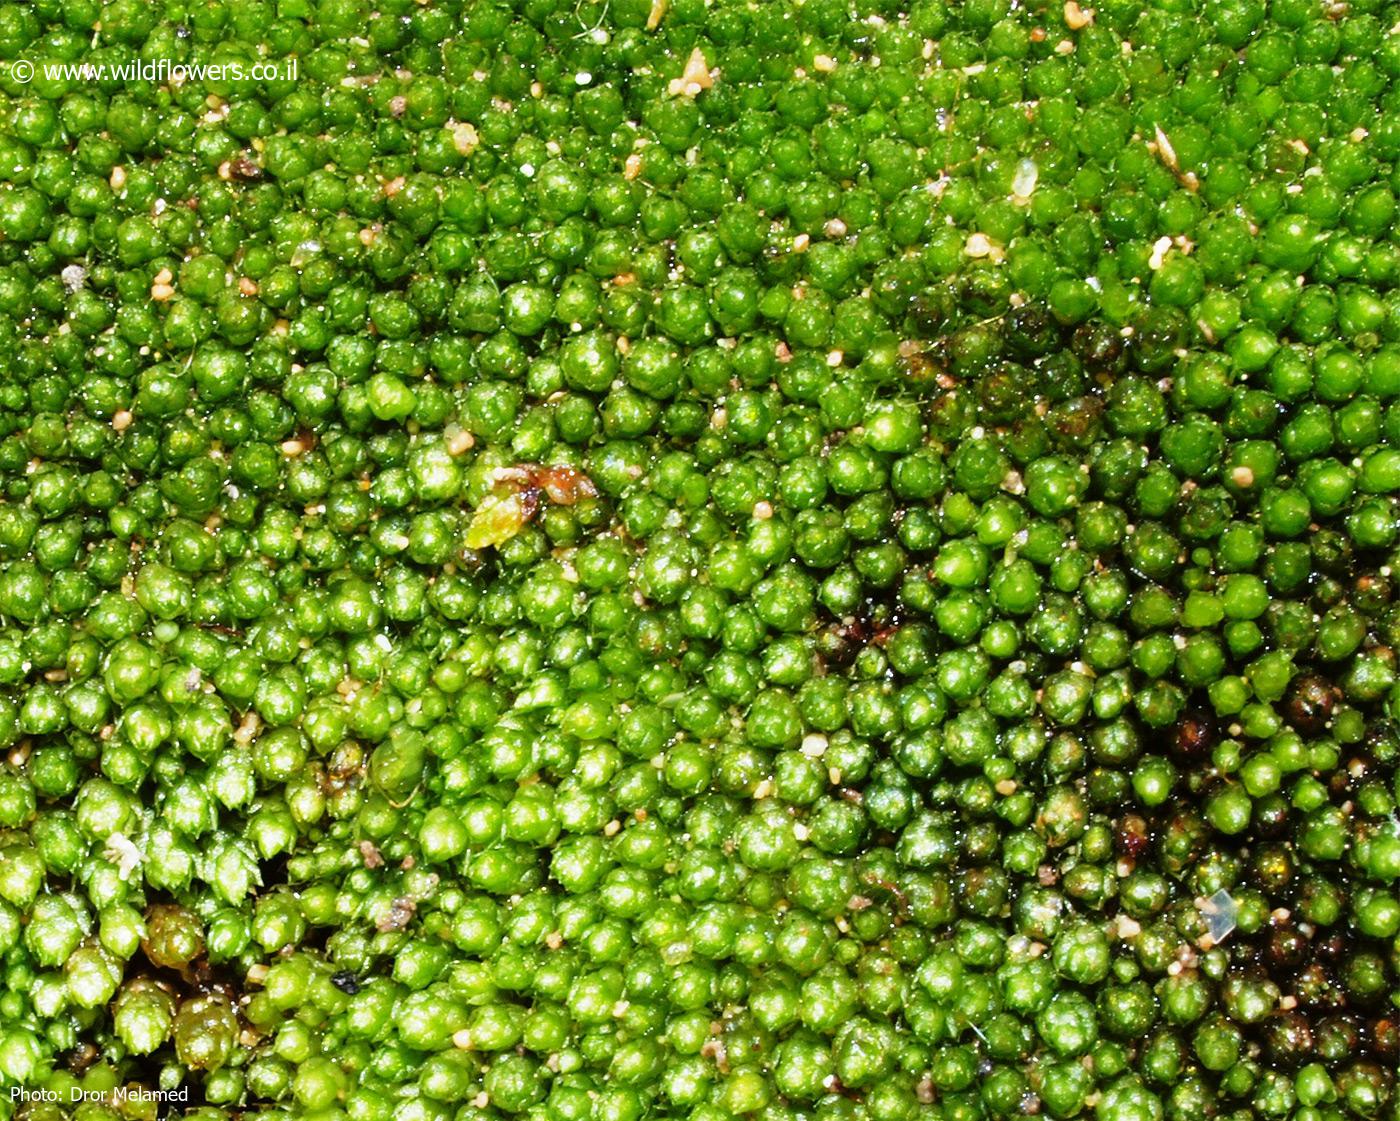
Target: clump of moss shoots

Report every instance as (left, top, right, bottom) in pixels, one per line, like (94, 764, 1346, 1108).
(0, 0, 1397, 1119)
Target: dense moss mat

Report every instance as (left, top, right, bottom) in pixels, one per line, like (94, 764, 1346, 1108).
(0, 0, 1399, 1118)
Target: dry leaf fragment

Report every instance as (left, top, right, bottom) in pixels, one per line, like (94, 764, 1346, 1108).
(376, 896, 417, 932)
(450, 121, 480, 156)
(965, 233, 1005, 262)
(1148, 125, 1201, 192)
(150, 268, 175, 301)
(1011, 158, 1039, 202)
(1064, 1, 1094, 28)
(1152, 125, 1179, 170)
(668, 48, 714, 97)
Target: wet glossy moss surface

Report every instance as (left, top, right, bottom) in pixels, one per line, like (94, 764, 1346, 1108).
(0, 0, 1398, 1119)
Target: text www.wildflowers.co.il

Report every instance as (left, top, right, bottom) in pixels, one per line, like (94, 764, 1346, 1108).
(7, 57, 298, 85)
